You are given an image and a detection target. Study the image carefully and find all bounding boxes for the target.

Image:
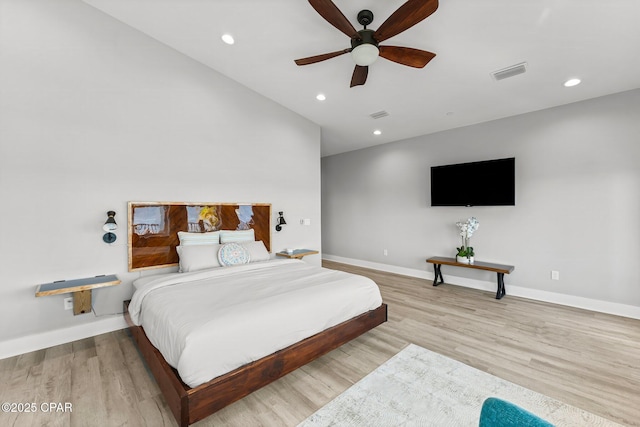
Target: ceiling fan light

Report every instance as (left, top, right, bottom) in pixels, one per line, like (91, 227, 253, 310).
(351, 44, 379, 66)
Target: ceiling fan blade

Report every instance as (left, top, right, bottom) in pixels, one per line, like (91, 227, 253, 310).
(374, 0, 438, 43)
(295, 49, 350, 66)
(379, 46, 436, 68)
(308, 0, 359, 39)
(350, 65, 368, 87)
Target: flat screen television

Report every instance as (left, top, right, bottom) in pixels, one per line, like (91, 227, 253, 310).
(430, 157, 515, 206)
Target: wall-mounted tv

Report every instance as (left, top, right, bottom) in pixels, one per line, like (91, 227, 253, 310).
(430, 157, 515, 206)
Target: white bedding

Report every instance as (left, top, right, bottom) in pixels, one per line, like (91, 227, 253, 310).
(129, 259, 383, 388)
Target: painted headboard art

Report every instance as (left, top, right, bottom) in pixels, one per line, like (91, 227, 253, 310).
(128, 202, 271, 271)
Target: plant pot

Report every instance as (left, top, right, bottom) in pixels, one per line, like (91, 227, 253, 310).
(456, 256, 474, 264)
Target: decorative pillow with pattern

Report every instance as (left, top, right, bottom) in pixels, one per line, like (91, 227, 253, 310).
(217, 242, 250, 266)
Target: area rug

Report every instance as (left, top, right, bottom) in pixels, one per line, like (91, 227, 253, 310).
(298, 344, 621, 427)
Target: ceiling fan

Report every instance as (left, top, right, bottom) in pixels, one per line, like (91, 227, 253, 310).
(295, 0, 439, 87)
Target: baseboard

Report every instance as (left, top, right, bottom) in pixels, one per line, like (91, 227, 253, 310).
(323, 254, 640, 320)
(0, 315, 128, 360)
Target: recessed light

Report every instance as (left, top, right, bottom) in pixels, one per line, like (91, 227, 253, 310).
(221, 34, 235, 45)
(373, 130, 382, 136)
(316, 93, 326, 101)
(563, 78, 581, 87)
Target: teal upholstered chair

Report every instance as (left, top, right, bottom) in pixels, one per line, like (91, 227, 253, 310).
(479, 397, 554, 427)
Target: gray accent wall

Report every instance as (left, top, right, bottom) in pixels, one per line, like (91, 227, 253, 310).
(0, 0, 321, 353)
(322, 89, 640, 308)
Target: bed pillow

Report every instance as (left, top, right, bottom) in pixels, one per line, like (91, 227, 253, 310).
(218, 242, 250, 266)
(219, 229, 255, 243)
(176, 244, 222, 272)
(178, 231, 220, 246)
(240, 240, 270, 263)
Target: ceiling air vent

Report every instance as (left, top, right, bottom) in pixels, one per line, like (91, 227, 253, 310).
(369, 110, 389, 119)
(491, 62, 527, 81)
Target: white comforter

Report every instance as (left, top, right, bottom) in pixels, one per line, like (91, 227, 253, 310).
(129, 259, 383, 388)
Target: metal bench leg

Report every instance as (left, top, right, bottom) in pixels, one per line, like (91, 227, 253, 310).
(496, 273, 506, 299)
(433, 264, 444, 286)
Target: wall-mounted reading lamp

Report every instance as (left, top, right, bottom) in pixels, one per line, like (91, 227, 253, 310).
(275, 211, 286, 232)
(103, 211, 117, 243)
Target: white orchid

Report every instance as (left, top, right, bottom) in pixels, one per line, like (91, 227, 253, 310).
(456, 217, 479, 259)
(466, 217, 479, 237)
(455, 221, 467, 236)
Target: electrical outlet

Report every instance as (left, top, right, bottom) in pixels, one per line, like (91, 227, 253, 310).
(551, 270, 560, 280)
(64, 297, 73, 310)
(383, 249, 388, 256)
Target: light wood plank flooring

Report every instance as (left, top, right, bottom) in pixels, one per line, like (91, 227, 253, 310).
(1, 260, 638, 426)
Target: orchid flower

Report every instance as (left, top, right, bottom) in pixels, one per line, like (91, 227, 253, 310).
(455, 217, 479, 257)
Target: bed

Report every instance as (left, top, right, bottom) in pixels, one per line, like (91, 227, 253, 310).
(124, 202, 388, 426)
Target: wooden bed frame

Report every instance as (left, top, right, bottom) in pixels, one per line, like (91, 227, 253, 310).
(124, 301, 387, 426)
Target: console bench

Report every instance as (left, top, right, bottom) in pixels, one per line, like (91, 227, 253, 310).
(426, 257, 514, 299)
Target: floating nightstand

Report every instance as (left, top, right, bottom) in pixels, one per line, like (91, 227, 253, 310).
(35, 274, 121, 315)
(276, 249, 319, 259)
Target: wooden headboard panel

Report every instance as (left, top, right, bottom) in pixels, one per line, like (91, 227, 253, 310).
(128, 202, 271, 272)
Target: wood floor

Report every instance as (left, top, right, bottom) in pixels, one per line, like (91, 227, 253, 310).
(2, 260, 638, 426)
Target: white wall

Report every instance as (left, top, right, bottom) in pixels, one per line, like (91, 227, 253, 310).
(322, 89, 640, 316)
(0, 0, 321, 357)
